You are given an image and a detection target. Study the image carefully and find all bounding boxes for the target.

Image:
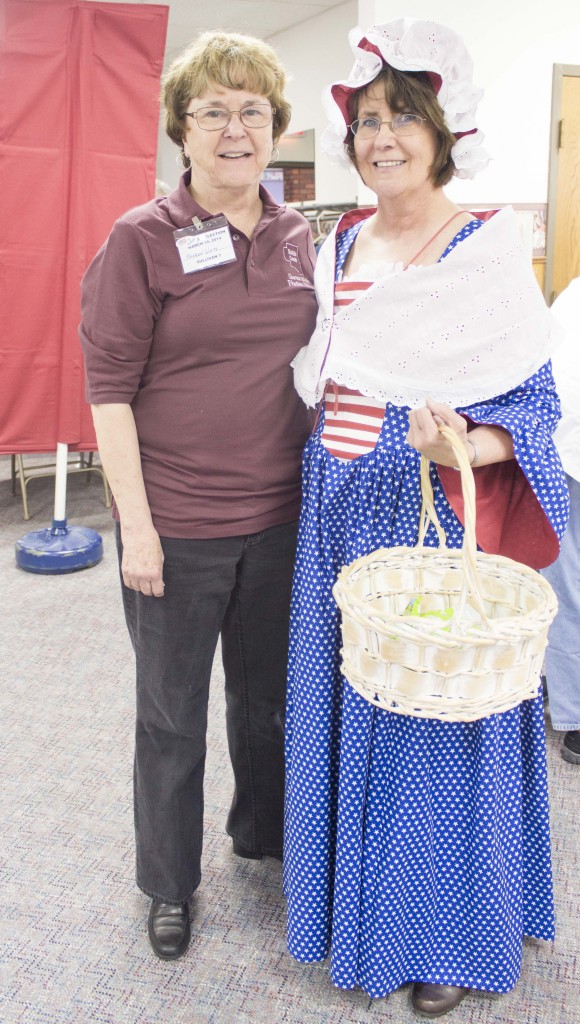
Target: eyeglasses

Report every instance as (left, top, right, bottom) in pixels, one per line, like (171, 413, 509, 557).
(184, 104, 275, 131)
(348, 113, 427, 138)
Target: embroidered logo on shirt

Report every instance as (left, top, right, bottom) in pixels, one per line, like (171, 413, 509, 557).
(283, 243, 310, 288)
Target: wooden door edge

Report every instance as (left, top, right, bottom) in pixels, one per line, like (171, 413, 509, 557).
(545, 64, 580, 304)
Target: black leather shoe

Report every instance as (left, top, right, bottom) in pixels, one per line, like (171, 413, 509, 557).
(232, 839, 262, 860)
(232, 839, 282, 862)
(562, 730, 580, 764)
(147, 899, 190, 960)
(411, 983, 470, 1017)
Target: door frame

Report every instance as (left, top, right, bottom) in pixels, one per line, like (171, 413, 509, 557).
(545, 63, 580, 304)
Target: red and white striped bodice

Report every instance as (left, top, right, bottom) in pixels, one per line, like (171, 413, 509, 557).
(320, 277, 386, 461)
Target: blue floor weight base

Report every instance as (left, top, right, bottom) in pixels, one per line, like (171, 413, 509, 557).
(15, 520, 103, 575)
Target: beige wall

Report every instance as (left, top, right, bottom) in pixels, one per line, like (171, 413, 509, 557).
(269, 0, 358, 206)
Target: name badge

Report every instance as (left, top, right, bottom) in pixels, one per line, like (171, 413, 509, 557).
(174, 215, 236, 274)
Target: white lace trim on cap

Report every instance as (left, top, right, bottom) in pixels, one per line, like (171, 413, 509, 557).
(321, 17, 490, 180)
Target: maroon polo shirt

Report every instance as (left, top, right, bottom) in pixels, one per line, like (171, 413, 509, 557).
(79, 174, 317, 538)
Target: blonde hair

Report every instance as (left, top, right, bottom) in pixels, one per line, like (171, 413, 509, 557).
(162, 31, 291, 157)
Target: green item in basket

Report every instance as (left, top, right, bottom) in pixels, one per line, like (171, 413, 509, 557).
(403, 596, 454, 630)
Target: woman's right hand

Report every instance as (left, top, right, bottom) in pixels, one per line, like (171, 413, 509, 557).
(120, 523, 165, 597)
(407, 400, 469, 467)
(90, 403, 166, 598)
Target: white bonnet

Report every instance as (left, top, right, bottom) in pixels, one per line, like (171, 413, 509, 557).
(322, 18, 490, 179)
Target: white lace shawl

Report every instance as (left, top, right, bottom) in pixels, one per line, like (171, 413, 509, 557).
(292, 207, 558, 410)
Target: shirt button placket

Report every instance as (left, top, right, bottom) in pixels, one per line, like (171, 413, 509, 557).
(247, 243, 257, 293)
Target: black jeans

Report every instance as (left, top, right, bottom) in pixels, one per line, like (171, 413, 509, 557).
(116, 520, 297, 904)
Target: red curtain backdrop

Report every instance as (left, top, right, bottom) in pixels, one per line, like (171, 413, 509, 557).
(0, 0, 169, 453)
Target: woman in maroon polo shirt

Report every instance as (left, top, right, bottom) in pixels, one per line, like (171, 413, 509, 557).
(79, 31, 316, 960)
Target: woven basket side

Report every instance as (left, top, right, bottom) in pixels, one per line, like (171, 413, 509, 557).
(342, 616, 546, 679)
(343, 663, 542, 722)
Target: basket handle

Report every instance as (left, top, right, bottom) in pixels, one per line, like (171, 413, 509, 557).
(419, 425, 490, 625)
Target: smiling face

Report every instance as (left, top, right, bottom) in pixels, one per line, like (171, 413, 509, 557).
(352, 84, 438, 203)
(182, 84, 274, 201)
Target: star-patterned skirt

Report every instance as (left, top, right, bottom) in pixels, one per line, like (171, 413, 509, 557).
(284, 403, 556, 998)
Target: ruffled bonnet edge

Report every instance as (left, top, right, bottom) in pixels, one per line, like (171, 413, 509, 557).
(321, 18, 490, 180)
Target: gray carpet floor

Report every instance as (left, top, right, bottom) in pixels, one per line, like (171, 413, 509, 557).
(1, 455, 578, 1024)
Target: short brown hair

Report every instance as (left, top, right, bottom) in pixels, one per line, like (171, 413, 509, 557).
(345, 65, 456, 187)
(162, 31, 291, 157)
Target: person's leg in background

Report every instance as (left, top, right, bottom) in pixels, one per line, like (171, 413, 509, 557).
(221, 520, 298, 858)
(542, 473, 580, 763)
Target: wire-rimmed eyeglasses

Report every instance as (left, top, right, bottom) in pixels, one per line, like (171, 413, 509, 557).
(348, 113, 427, 138)
(184, 104, 275, 131)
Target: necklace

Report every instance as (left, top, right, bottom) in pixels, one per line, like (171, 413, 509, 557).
(403, 210, 466, 270)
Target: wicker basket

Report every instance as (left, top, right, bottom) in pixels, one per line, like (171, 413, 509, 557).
(332, 426, 558, 722)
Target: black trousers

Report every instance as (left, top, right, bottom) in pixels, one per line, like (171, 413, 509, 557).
(117, 520, 297, 904)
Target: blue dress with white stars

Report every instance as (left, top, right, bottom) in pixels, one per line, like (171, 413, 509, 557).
(284, 219, 568, 998)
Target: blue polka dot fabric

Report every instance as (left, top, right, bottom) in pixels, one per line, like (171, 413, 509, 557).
(284, 219, 568, 998)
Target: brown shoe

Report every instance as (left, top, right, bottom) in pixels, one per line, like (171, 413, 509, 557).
(411, 983, 470, 1017)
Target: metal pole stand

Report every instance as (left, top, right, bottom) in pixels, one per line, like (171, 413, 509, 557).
(15, 443, 103, 574)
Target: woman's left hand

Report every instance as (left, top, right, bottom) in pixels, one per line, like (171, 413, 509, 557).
(407, 398, 468, 467)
